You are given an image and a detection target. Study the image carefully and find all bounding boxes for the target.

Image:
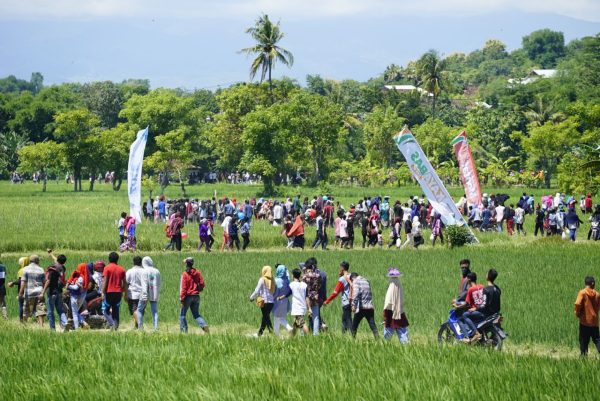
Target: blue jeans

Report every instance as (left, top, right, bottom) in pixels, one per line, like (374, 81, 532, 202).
(137, 300, 158, 330)
(384, 327, 409, 343)
(180, 295, 207, 333)
(569, 228, 576, 241)
(496, 222, 503, 232)
(310, 304, 320, 335)
(47, 293, 67, 330)
(462, 310, 485, 337)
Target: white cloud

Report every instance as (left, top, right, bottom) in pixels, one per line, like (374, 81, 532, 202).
(0, 0, 598, 22)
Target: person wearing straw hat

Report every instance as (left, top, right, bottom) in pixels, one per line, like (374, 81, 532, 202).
(383, 268, 409, 343)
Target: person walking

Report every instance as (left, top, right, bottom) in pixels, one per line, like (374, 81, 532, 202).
(287, 268, 309, 336)
(66, 264, 89, 330)
(534, 204, 544, 237)
(514, 204, 526, 235)
(241, 218, 251, 251)
(138, 256, 160, 331)
(565, 208, 584, 241)
(169, 212, 184, 251)
(302, 259, 322, 336)
(574, 276, 600, 356)
(249, 266, 275, 336)
(272, 264, 293, 337)
(323, 261, 353, 334)
(43, 252, 67, 331)
(312, 210, 328, 250)
(198, 219, 211, 252)
(101, 252, 127, 330)
(7, 256, 29, 321)
(126, 256, 144, 329)
(20, 255, 46, 326)
(179, 257, 209, 333)
(0, 256, 6, 319)
(383, 268, 409, 343)
(350, 273, 378, 339)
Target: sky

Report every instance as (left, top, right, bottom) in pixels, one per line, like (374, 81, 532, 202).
(0, 0, 599, 89)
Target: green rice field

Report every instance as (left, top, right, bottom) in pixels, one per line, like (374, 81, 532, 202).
(0, 182, 598, 400)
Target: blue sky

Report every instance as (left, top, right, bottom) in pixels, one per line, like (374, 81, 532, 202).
(1, 0, 599, 89)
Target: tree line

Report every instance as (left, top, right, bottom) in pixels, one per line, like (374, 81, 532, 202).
(0, 17, 599, 194)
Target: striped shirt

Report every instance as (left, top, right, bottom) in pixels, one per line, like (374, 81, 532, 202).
(352, 276, 375, 311)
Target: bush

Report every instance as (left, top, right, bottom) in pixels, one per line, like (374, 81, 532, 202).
(446, 224, 473, 248)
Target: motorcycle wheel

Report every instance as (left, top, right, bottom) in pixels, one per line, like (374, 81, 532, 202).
(437, 323, 455, 345)
(484, 330, 503, 351)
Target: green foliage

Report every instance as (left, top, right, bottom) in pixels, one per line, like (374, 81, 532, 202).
(522, 29, 565, 68)
(17, 141, 64, 191)
(363, 105, 405, 168)
(445, 224, 472, 248)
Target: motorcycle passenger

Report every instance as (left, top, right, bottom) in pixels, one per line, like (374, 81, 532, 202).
(455, 272, 484, 342)
(456, 259, 471, 303)
(461, 269, 501, 343)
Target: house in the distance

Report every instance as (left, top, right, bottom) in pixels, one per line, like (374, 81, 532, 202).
(383, 84, 433, 96)
(508, 69, 557, 85)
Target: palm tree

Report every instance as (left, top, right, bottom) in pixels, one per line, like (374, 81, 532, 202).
(240, 14, 294, 92)
(524, 95, 565, 127)
(416, 50, 446, 119)
(383, 64, 403, 83)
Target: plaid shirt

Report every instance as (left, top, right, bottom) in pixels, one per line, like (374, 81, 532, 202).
(352, 276, 374, 311)
(303, 269, 321, 303)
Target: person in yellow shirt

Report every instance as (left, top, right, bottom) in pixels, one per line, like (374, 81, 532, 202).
(574, 276, 600, 356)
(7, 256, 29, 321)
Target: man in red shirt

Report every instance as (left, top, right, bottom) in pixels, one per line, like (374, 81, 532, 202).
(455, 272, 484, 342)
(102, 252, 127, 330)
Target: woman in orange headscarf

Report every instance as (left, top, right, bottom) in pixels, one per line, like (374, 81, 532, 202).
(66, 263, 90, 330)
(287, 215, 306, 249)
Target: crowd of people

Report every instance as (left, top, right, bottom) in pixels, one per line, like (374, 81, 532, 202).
(127, 191, 600, 254)
(1, 252, 599, 356)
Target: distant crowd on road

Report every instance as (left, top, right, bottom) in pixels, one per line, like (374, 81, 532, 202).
(118, 191, 600, 253)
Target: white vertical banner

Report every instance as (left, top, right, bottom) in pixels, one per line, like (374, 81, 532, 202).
(394, 126, 478, 242)
(128, 127, 149, 223)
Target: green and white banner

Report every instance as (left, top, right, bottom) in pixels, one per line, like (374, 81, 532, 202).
(394, 126, 472, 232)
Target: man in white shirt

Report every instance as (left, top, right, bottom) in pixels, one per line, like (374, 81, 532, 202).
(286, 268, 309, 336)
(273, 201, 283, 225)
(138, 256, 161, 331)
(495, 204, 506, 232)
(126, 256, 144, 329)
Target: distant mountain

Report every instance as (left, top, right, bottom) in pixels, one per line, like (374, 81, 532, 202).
(0, 10, 598, 88)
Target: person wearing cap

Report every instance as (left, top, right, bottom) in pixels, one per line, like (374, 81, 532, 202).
(323, 261, 353, 334)
(101, 252, 127, 330)
(138, 256, 161, 331)
(198, 219, 209, 252)
(383, 268, 409, 343)
(179, 257, 209, 333)
(575, 276, 600, 356)
(350, 273, 378, 339)
(20, 255, 46, 326)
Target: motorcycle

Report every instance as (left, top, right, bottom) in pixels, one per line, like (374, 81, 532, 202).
(437, 309, 507, 351)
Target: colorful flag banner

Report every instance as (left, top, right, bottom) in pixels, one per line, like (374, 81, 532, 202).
(394, 126, 478, 242)
(127, 127, 149, 223)
(452, 131, 482, 207)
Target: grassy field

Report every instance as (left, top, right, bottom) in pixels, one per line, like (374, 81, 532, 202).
(0, 181, 599, 400)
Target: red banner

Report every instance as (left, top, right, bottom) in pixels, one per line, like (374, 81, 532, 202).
(452, 131, 482, 206)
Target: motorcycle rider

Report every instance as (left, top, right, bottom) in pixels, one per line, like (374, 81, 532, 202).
(454, 272, 484, 342)
(461, 269, 501, 343)
(587, 205, 600, 241)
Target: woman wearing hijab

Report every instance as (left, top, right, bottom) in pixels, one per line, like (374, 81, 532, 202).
(565, 207, 584, 241)
(67, 263, 90, 330)
(287, 215, 305, 249)
(411, 216, 424, 248)
(249, 266, 275, 336)
(272, 264, 293, 337)
(383, 268, 409, 343)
